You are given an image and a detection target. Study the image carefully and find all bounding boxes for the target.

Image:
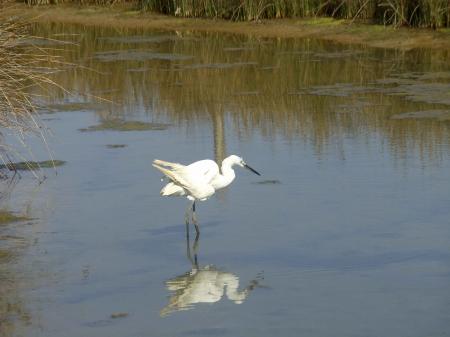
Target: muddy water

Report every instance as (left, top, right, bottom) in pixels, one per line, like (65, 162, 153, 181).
(1, 23, 450, 337)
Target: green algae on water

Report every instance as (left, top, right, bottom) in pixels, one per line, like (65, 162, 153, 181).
(0, 160, 66, 171)
(80, 120, 169, 132)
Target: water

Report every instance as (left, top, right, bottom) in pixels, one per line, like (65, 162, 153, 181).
(1, 23, 450, 337)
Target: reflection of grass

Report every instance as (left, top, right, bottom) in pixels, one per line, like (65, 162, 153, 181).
(26, 22, 450, 165)
(80, 120, 169, 132)
(0, 160, 66, 171)
(0, 211, 29, 225)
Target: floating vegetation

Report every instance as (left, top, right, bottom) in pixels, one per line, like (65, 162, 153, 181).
(182, 62, 257, 69)
(80, 120, 169, 132)
(0, 211, 29, 225)
(305, 83, 378, 97)
(83, 320, 113, 328)
(391, 110, 450, 121)
(390, 83, 450, 105)
(223, 47, 255, 52)
(42, 102, 106, 113)
(252, 179, 282, 185)
(313, 51, 361, 59)
(106, 144, 128, 148)
(110, 312, 128, 319)
(0, 160, 66, 171)
(99, 35, 181, 44)
(94, 50, 192, 62)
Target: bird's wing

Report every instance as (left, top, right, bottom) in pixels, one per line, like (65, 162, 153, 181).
(152, 162, 214, 200)
(186, 160, 219, 184)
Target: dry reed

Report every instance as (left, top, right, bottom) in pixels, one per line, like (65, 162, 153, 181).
(0, 14, 65, 176)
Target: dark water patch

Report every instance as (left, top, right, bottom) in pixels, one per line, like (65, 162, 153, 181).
(105, 144, 128, 149)
(94, 50, 193, 62)
(0, 160, 66, 171)
(391, 110, 450, 121)
(80, 120, 169, 132)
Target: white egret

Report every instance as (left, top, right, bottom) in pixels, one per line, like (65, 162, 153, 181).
(152, 155, 260, 235)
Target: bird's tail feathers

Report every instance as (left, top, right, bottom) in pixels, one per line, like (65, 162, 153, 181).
(160, 182, 185, 196)
(152, 163, 184, 184)
(153, 159, 184, 170)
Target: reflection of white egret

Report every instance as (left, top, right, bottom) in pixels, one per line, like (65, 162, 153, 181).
(153, 155, 260, 235)
(160, 235, 261, 317)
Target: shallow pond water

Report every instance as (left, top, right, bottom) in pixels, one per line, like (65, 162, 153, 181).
(1, 23, 450, 337)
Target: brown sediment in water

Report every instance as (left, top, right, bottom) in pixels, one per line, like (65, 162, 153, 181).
(2, 4, 450, 51)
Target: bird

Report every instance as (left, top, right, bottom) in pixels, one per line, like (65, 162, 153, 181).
(152, 155, 260, 235)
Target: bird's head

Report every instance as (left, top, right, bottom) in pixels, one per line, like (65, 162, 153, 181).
(226, 155, 260, 176)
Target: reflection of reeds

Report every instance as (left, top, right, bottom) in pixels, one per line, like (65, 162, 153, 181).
(31, 22, 450, 163)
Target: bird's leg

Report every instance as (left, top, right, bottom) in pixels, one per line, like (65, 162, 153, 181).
(185, 203, 191, 226)
(185, 219, 190, 241)
(185, 226, 194, 267)
(193, 233, 199, 269)
(192, 201, 200, 237)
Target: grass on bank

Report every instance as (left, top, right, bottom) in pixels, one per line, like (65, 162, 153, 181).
(21, 0, 450, 28)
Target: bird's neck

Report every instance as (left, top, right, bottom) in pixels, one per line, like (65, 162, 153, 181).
(214, 161, 235, 189)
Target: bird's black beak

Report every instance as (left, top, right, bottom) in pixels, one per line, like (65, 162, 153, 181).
(244, 163, 261, 176)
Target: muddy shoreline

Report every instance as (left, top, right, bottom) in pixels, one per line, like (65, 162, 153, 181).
(3, 3, 450, 50)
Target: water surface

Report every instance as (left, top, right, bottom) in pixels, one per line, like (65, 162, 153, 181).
(1, 23, 450, 337)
